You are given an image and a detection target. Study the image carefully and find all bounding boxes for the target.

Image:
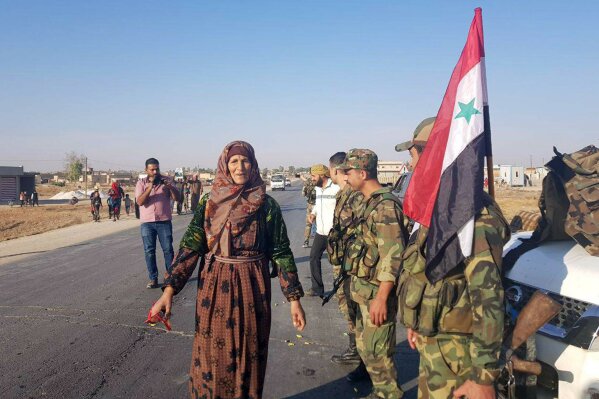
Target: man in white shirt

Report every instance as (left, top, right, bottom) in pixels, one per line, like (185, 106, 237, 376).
(307, 164, 340, 296)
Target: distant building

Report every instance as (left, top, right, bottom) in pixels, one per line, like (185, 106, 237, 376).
(499, 165, 525, 187)
(0, 166, 36, 202)
(80, 170, 134, 185)
(526, 166, 548, 186)
(377, 161, 408, 186)
(198, 172, 214, 181)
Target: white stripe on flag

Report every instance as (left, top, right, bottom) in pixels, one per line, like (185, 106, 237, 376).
(480, 57, 488, 105)
(457, 216, 475, 258)
(441, 62, 485, 172)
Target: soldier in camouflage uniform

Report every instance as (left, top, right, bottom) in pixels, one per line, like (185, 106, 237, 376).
(395, 118, 511, 399)
(302, 177, 317, 247)
(326, 151, 365, 367)
(339, 149, 409, 399)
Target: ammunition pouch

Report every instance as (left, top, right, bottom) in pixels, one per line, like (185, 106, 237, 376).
(343, 228, 379, 280)
(343, 233, 360, 274)
(398, 270, 472, 336)
(327, 228, 343, 266)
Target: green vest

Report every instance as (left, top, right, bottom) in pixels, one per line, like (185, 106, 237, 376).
(397, 201, 507, 337)
(343, 191, 402, 282)
(397, 226, 472, 336)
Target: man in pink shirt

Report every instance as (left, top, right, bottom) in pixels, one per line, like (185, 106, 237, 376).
(135, 158, 180, 288)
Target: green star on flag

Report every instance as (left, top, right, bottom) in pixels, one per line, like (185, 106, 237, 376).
(454, 98, 481, 123)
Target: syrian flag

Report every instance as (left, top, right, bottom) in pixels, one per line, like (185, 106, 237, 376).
(403, 8, 491, 283)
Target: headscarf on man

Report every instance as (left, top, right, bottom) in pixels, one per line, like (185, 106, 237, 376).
(310, 164, 330, 177)
(205, 141, 266, 256)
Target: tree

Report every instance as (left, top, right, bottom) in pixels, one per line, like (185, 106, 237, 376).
(288, 166, 295, 175)
(64, 152, 85, 183)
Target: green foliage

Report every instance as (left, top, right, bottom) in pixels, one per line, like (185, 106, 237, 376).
(64, 151, 85, 182)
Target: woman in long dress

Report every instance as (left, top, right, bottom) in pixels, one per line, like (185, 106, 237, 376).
(151, 141, 306, 399)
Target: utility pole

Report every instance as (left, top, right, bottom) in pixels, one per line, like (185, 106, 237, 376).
(85, 157, 88, 197)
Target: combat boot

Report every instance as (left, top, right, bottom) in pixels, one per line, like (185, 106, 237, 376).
(345, 360, 370, 382)
(331, 333, 361, 364)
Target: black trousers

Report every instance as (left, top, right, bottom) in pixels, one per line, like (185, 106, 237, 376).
(309, 233, 328, 295)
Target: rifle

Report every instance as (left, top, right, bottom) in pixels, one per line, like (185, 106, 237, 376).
(499, 290, 561, 399)
(321, 220, 356, 307)
(322, 271, 348, 306)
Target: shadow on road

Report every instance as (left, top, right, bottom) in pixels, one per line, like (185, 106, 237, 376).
(284, 341, 419, 399)
(0, 242, 90, 259)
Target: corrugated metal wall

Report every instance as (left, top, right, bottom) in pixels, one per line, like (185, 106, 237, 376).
(0, 176, 17, 201)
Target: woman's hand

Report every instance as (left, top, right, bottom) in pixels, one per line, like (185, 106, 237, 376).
(290, 300, 306, 331)
(151, 286, 174, 320)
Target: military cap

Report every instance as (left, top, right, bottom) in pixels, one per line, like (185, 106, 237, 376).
(395, 117, 436, 152)
(338, 149, 378, 172)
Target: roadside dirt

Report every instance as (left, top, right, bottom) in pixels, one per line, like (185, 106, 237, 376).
(494, 186, 541, 223)
(1, 203, 105, 241)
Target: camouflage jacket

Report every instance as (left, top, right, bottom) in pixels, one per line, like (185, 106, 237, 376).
(327, 184, 365, 266)
(398, 196, 510, 385)
(345, 187, 408, 301)
(302, 180, 316, 205)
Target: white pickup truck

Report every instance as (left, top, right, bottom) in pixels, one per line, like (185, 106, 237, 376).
(503, 233, 599, 399)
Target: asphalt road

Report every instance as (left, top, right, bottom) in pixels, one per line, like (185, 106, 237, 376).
(0, 182, 419, 399)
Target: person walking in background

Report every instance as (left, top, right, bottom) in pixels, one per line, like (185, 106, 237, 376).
(107, 195, 114, 219)
(90, 190, 102, 222)
(31, 190, 39, 206)
(135, 157, 180, 289)
(124, 194, 132, 216)
(183, 180, 190, 213)
(19, 191, 25, 207)
(189, 174, 203, 212)
(108, 182, 123, 221)
(301, 177, 316, 247)
(307, 164, 339, 297)
(175, 179, 185, 215)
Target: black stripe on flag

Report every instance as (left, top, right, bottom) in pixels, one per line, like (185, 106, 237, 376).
(425, 132, 488, 283)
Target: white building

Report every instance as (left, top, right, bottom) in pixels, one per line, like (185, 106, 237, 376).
(499, 165, 525, 187)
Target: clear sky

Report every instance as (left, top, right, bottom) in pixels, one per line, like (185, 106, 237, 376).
(1, 1, 597, 172)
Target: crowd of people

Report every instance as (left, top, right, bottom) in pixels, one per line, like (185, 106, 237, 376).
(134, 119, 510, 399)
(86, 174, 202, 224)
(18, 190, 39, 207)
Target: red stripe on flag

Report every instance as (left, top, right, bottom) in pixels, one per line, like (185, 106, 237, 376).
(403, 8, 486, 227)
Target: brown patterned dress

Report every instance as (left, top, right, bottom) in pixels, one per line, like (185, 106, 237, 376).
(163, 194, 303, 399)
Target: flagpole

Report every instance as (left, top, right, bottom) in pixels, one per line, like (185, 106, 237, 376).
(484, 105, 495, 198)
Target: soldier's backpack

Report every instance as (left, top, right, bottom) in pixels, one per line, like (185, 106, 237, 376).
(560, 145, 599, 255)
(504, 145, 599, 270)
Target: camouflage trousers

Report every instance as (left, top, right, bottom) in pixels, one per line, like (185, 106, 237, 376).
(304, 203, 314, 241)
(333, 265, 357, 333)
(415, 333, 472, 399)
(355, 297, 402, 398)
